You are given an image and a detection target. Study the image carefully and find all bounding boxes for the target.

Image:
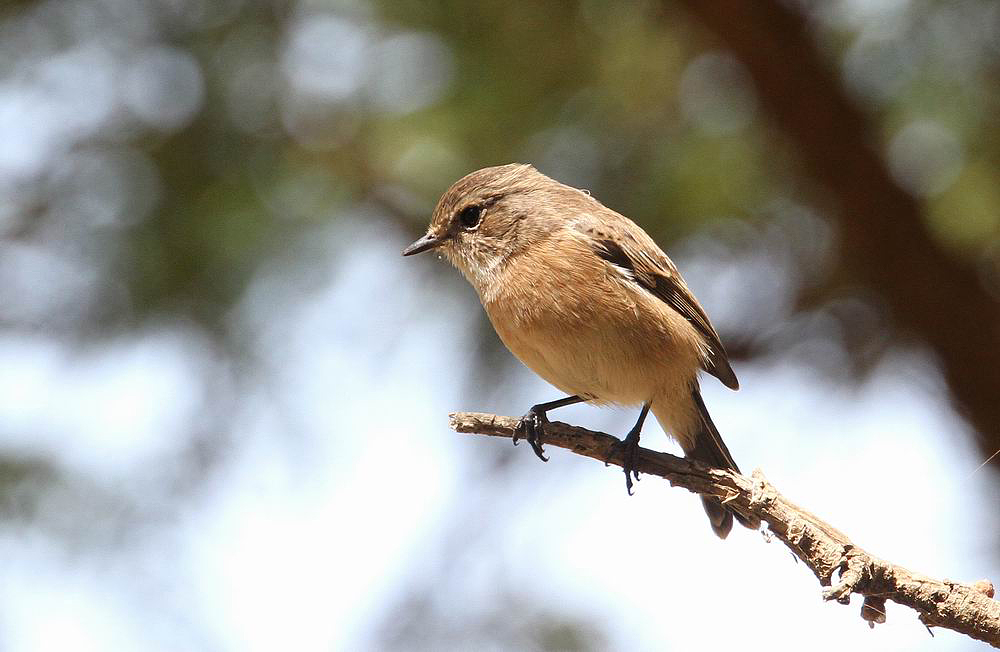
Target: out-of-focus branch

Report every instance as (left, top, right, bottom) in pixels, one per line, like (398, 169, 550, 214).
(451, 411, 1000, 647)
(674, 0, 1000, 465)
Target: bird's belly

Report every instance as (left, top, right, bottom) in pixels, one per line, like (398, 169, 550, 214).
(513, 333, 651, 404)
(487, 298, 700, 406)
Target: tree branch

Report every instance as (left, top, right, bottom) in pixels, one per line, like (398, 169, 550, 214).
(450, 411, 1000, 647)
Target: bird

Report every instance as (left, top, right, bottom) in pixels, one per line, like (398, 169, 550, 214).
(403, 163, 754, 538)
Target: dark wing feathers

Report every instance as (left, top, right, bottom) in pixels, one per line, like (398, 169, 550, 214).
(591, 235, 739, 390)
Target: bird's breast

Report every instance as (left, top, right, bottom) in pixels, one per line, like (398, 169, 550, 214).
(481, 242, 703, 405)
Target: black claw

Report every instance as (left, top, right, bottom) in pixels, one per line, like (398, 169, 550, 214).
(528, 437, 548, 462)
(622, 432, 641, 494)
(512, 396, 584, 463)
(612, 403, 650, 495)
(605, 428, 642, 495)
(622, 433, 639, 496)
(516, 410, 549, 462)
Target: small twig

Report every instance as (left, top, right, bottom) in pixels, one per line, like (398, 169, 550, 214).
(450, 411, 1000, 647)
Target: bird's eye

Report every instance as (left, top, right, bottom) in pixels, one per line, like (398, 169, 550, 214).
(458, 205, 482, 229)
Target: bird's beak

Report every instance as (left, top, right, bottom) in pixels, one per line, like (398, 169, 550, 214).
(402, 232, 445, 256)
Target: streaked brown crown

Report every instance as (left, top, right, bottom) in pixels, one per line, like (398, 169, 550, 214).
(427, 163, 544, 237)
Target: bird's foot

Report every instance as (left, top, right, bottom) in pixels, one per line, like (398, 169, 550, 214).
(514, 407, 549, 462)
(605, 427, 642, 494)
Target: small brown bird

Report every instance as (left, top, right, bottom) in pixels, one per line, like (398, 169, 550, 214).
(404, 163, 752, 538)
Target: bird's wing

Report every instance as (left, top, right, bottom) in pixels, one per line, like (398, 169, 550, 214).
(574, 217, 740, 390)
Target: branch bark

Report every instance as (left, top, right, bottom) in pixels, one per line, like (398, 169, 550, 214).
(451, 411, 1000, 647)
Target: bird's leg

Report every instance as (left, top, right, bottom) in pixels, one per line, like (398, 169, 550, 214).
(604, 402, 650, 495)
(515, 395, 584, 462)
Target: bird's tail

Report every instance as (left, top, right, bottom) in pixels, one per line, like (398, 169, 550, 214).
(653, 386, 757, 539)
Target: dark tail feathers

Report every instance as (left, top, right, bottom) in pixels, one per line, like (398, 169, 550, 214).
(684, 388, 758, 539)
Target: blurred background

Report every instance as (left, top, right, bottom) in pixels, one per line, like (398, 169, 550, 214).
(0, 0, 999, 649)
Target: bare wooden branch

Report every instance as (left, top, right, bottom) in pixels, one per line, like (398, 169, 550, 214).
(450, 411, 1000, 647)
